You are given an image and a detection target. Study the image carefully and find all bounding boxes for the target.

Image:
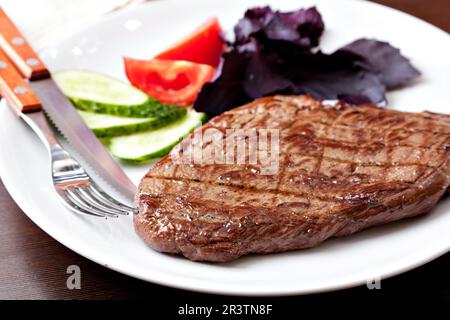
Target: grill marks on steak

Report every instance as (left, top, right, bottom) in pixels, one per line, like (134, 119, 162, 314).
(135, 96, 450, 261)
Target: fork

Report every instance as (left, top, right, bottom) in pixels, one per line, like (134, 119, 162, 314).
(0, 49, 135, 218)
(25, 112, 136, 218)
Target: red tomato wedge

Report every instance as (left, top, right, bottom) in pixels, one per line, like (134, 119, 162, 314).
(124, 58, 215, 106)
(155, 18, 224, 68)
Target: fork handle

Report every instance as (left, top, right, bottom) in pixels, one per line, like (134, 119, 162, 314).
(0, 7, 50, 80)
(0, 48, 42, 113)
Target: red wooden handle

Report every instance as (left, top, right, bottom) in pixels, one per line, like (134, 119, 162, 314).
(0, 49, 41, 113)
(0, 7, 49, 80)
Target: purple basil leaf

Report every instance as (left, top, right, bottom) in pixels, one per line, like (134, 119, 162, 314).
(194, 6, 419, 117)
(193, 50, 250, 117)
(339, 38, 421, 89)
(284, 51, 386, 104)
(243, 40, 293, 98)
(194, 48, 387, 116)
(234, 6, 324, 50)
(264, 14, 300, 42)
(279, 7, 324, 48)
(234, 6, 274, 43)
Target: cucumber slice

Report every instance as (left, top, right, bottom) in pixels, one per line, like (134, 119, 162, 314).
(108, 110, 207, 163)
(53, 70, 186, 119)
(78, 110, 177, 138)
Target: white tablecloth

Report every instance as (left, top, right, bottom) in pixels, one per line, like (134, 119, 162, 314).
(1, 0, 146, 50)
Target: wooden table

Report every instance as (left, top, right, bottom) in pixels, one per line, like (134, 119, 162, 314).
(1, 0, 449, 301)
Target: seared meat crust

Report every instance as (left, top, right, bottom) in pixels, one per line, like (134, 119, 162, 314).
(135, 96, 450, 262)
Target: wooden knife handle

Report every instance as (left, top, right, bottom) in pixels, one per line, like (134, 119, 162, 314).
(0, 49, 41, 113)
(0, 7, 49, 80)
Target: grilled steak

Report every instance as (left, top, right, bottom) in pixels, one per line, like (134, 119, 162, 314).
(135, 96, 450, 262)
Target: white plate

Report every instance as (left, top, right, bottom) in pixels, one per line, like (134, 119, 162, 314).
(1, 0, 450, 296)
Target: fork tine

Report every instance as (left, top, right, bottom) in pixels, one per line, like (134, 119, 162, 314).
(88, 183, 137, 213)
(57, 190, 107, 218)
(65, 189, 119, 218)
(76, 187, 129, 216)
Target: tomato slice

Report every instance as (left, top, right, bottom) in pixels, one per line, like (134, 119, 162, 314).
(155, 18, 224, 68)
(124, 58, 215, 106)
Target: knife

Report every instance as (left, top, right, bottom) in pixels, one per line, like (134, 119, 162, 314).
(0, 7, 137, 202)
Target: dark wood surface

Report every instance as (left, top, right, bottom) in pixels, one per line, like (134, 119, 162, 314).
(0, 0, 449, 301)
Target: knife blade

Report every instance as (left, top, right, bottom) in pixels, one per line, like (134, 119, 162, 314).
(30, 78, 137, 201)
(0, 7, 137, 201)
